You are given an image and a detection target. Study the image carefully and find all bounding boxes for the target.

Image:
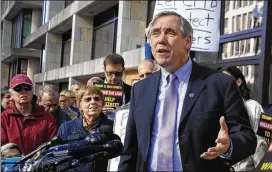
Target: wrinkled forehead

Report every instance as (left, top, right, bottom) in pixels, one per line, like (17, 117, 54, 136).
(152, 15, 181, 28)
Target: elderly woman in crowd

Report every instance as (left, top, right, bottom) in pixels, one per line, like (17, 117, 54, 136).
(222, 66, 268, 171)
(57, 85, 113, 171)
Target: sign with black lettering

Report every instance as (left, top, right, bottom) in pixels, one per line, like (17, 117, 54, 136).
(153, 0, 221, 52)
(108, 104, 130, 171)
(94, 83, 123, 109)
(257, 113, 272, 144)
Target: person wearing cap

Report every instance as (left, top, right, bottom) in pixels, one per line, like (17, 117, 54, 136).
(1, 74, 57, 155)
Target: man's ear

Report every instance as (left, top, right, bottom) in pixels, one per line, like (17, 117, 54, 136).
(185, 35, 193, 50)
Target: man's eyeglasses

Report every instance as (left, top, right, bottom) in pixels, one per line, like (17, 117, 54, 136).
(105, 71, 123, 77)
(13, 85, 32, 92)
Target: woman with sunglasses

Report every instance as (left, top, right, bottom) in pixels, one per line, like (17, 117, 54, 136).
(57, 85, 113, 172)
(222, 66, 268, 171)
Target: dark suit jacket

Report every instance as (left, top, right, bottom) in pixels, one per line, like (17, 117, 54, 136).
(118, 61, 257, 172)
(123, 82, 132, 105)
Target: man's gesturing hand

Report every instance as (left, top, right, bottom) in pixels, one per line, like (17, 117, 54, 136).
(200, 116, 230, 160)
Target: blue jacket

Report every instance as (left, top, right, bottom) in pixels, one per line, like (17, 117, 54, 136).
(57, 114, 113, 172)
(53, 106, 71, 129)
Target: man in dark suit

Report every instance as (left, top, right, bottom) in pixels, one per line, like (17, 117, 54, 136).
(102, 53, 131, 115)
(118, 11, 257, 172)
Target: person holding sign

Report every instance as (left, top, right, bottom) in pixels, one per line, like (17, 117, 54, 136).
(118, 11, 256, 172)
(102, 54, 132, 115)
(222, 66, 268, 171)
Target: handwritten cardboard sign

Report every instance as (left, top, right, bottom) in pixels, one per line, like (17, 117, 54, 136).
(108, 104, 130, 171)
(94, 83, 123, 109)
(153, 0, 221, 52)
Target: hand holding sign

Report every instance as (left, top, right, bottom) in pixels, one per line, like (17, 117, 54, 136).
(201, 116, 230, 160)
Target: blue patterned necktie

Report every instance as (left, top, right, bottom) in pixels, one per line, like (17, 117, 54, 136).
(157, 73, 178, 171)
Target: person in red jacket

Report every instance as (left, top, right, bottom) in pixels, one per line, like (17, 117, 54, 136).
(1, 74, 57, 154)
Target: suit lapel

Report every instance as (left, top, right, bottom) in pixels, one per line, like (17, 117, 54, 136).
(179, 62, 208, 124)
(143, 71, 161, 161)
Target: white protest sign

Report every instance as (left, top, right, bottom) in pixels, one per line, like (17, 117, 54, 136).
(108, 104, 130, 171)
(153, 0, 221, 52)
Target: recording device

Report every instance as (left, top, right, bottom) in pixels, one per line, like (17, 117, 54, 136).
(15, 126, 114, 166)
(46, 139, 123, 158)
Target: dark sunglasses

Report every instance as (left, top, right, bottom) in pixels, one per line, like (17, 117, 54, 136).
(84, 96, 102, 102)
(105, 71, 123, 77)
(13, 85, 32, 92)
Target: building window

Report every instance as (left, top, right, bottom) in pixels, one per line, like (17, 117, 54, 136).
(242, 13, 247, 30)
(221, 36, 261, 60)
(22, 10, 32, 38)
(224, 18, 229, 34)
(237, 1, 242, 8)
(223, 1, 263, 35)
(92, 5, 118, 59)
(11, 10, 32, 48)
(61, 30, 72, 67)
(236, 15, 241, 32)
(232, 16, 235, 33)
(225, 1, 230, 12)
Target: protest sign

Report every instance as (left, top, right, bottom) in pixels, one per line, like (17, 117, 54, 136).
(108, 104, 130, 171)
(94, 83, 123, 109)
(153, 0, 221, 52)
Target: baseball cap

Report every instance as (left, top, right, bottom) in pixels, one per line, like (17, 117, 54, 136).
(9, 74, 33, 89)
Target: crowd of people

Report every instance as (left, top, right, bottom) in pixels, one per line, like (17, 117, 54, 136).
(1, 11, 271, 172)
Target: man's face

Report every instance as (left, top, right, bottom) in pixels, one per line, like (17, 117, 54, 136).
(72, 84, 81, 94)
(1, 94, 11, 109)
(138, 61, 153, 80)
(104, 64, 124, 85)
(10, 84, 33, 104)
(39, 93, 59, 114)
(59, 96, 69, 110)
(150, 15, 192, 73)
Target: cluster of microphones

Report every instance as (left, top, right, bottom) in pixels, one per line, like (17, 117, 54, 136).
(5, 126, 123, 172)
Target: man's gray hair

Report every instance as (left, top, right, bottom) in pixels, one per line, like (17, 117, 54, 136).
(38, 84, 59, 98)
(138, 59, 158, 71)
(146, 11, 193, 39)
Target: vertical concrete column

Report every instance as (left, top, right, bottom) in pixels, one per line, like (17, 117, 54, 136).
(116, 1, 148, 53)
(27, 59, 40, 82)
(44, 32, 62, 71)
(70, 14, 93, 65)
(31, 9, 42, 33)
(2, 19, 12, 56)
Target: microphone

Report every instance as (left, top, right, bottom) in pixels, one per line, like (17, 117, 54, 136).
(45, 133, 120, 153)
(46, 140, 123, 158)
(14, 135, 64, 166)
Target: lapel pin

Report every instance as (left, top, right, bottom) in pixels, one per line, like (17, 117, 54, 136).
(189, 93, 195, 98)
